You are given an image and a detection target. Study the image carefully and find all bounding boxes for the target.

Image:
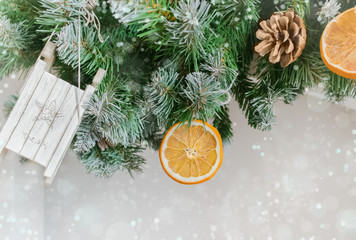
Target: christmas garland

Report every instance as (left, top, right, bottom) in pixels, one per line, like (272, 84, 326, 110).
(0, 0, 355, 179)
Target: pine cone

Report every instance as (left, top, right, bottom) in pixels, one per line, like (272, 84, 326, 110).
(254, 11, 307, 67)
(97, 138, 116, 151)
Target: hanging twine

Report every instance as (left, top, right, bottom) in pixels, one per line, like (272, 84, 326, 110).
(82, 0, 104, 43)
(78, 14, 81, 89)
(45, 24, 59, 46)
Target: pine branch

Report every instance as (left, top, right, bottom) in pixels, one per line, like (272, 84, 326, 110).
(110, 0, 148, 24)
(214, 0, 260, 68)
(3, 94, 18, 119)
(201, 50, 238, 88)
(36, 0, 87, 31)
(163, 0, 214, 71)
(78, 144, 146, 178)
(0, 15, 35, 78)
(213, 106, 233, 143)
(141, 112, 164, 151)
(74, 116, 101, 153)
(284, 0, 310, 18)
(111, 0, 175, 23)
(213, 0, 260, 26)
(324, 73, 356, 103)
(74, 88, 122, 152)
(110, 0, 175, 39)
(0, 0, 40, 25)
(146, 67, 181, 126)
(75, 82, 146, 152)
(281, 51, 328, 89)
(238, 57, 301, 131)
(56, 21, 139, 77)
(175, 71, 230, 125)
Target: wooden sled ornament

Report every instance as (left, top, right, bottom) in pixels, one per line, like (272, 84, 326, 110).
(0, 41, 106, 185)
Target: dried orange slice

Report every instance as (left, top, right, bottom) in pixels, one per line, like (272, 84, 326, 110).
(320, 7, 356, 79)
(159, 120, 223, 184)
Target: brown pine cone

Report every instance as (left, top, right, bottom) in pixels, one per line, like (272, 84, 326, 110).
(254, 11, 307, 67)
(97, 138, 116, 151)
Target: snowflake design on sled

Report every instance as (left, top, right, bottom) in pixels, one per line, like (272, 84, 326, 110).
(35, 100, 63, 128)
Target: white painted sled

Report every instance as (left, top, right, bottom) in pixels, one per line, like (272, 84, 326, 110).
(0, 41, 105, 185)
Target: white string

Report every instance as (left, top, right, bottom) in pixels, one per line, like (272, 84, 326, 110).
(78, 14, 81, 89)
(82, 7, 104, 42)
(45, 24, 59, 45)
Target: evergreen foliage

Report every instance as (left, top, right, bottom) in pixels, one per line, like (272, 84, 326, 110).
(1, 0, 355, 178)
(0, 0, 39, 78)
(179, 71, 230, 124)
(37, 0, 87, 30)
(3, 93, 29, 164)
(213, 106, 233, 143)
(3, 94, 18, 119)
(75, 81, 145, 151)
(146, 67, 181, 126)
(164, 0, 213, 71)
(78, 144, 145, 178)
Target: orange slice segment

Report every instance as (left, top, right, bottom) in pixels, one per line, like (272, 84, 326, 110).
(320, 7, 356, 79)
(159, 120, 223, 184)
